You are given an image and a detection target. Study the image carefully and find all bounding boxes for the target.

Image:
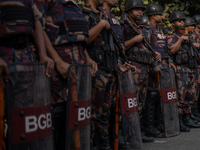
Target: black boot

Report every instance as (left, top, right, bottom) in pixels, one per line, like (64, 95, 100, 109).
(145, 105, 164, 138)
(155, 103, 165, 132)
(118, 140, 128, 150)
(141, 133, 154, 143)
(91, 142, 94, 150)
(190, 113, 200, 123)
(99, 136, 112, 150)
(192, 102, 200, 117)
(179, 114, 190, 132)
(183, 114, 200, 128)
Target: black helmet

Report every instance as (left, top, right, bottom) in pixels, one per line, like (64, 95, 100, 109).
(162, 28, 171, 34)
(145, 3, 163, 16)
(125, 0, 145, 12)
(184, 17, 195, 27)
(170, 11, 185, 23)
(192, 14, 200, 24)
(138, 15, 149, 25)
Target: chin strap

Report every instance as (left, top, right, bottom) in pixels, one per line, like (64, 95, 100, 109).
(155, 15, 162, 23)
(129, 11, 141, 22)
(174, 21, 185, 30)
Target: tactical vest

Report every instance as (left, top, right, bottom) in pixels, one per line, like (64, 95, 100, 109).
(149, 25, 169, 59)
(45, 0, 88, 46)
(0, 1, 35, 37)
(172, 33, 197, 68)
(84, 7, 118, 72)
(124, 24, 153, 64)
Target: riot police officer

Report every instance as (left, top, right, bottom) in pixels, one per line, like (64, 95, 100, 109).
(122, 0, 162, 142)
(36, 0, 98, 149)
(143, 3, 176, 137)
(184, 17, 200, 123)
(191, 14, 200, 118)
(0, 0, 54, 149)
(82, 0, 136, 149)
(168, 11, 200, 132)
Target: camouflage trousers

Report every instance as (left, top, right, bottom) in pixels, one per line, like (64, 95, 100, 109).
(91, 69, 116, 141)
(131, 62, 149, 119)
(51, 44, 85, 103)
(50, 44, 85, 149)
(0, 43, 37, 64)
(194, 66, 200, 102)
(175, 66, 195, 114)
(133, 71, 148, 118)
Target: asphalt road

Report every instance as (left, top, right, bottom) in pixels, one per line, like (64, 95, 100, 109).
(142, 128, 200, 150)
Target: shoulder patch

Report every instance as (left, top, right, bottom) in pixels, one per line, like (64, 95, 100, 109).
(82, 6, 91, 14)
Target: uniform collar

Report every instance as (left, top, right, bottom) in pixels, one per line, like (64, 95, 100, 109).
(98, 6, 110, 18)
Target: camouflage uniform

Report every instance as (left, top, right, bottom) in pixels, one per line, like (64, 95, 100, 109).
(168, 32, 196, 114)
(122, 22, 152, 118)
(37, 1, 89, 149)
(37, 0, 88, 103)
(191, 30, 200, 103)
(82, 4, 127, 145)
(143, 22, 172, 91)
(0, 0, 42, 64)
(143, 22, 173, 132)
(82, 4, 116, 142)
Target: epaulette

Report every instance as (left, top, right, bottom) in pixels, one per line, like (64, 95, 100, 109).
(82, 6, 91, 14)
(120, 20, 124, 25)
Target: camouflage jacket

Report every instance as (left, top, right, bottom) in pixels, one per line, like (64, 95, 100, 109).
(98, 6, 127, 63)
(36, 0, 88, 46)
(0, 0, 42, 37)
(143, 22, 171, 68)
(122, 20, 154, 73)
(168, 32, 194, 73)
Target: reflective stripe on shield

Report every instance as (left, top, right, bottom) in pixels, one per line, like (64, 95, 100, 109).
(66, 64, 91, 150)
(6, 63, 54, 150)
(118, 70, 142, 150)
(160, 68, 180, 137)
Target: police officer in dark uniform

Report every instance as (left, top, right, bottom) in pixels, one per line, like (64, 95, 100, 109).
(184, 17, 200, 123)
(168, 11, 200, 132)
(122, 0, 162, 142)
(192, 14, 200, 118)
(143, 3, 176, 137)
(82, 0, 135, 149)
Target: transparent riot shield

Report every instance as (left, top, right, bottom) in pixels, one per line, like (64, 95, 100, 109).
(66, 64, 91, 150)
(160, 68, 180, 137)
(118, 70, 142, 150)
(6, 63, 54, 150)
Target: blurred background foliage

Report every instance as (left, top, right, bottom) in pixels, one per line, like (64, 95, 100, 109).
(76, 0, 200, 28)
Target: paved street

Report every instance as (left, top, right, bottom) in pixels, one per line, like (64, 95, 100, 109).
(143, 128, 200, 150)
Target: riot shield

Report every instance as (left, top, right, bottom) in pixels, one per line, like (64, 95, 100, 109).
(66, 64, 91, 150)
(6, 63, 54, 150)
(118, 70, 142, 150)
(160, 68, 180, 137)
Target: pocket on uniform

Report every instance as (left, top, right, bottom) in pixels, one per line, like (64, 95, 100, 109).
(45, 22, 60, 45)
(95, 49, 105, 65)
(175, 54, 182, 64)
(182, 53, 188, 64)
(66, 18, 88, 35)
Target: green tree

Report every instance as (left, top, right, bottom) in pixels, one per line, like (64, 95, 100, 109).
(76, 0, 200, 27)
